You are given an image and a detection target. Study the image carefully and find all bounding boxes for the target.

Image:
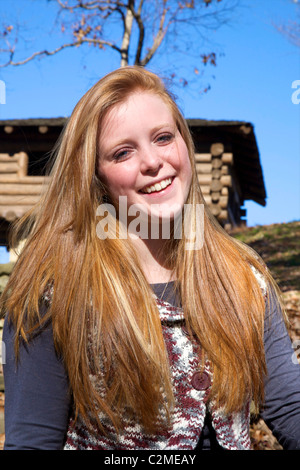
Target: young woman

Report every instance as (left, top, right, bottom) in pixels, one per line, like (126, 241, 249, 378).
(1, 66, 300, 450)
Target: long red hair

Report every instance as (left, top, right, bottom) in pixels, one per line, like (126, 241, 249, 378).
(1, 66, 285, 433)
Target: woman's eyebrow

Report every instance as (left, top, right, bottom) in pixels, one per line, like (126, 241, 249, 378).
(151, 123, 174, 133)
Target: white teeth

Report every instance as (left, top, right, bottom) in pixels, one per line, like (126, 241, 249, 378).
(141, 178, 172, 194)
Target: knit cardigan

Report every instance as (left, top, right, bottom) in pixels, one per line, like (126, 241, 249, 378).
(63, 297, 251, 450)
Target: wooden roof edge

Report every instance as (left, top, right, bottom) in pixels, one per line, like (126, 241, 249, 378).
(243, 195, 267, 207)
(0, 117, 68, 127)
(0, 117, 252, 128)
(186, 118, 253, 128)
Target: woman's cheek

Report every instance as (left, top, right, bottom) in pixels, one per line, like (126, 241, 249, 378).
(107, 169, 137, 199)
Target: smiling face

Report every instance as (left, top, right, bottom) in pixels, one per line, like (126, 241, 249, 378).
(97, 91, 192, 225)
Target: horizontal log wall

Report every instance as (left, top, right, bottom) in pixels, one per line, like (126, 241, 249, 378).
(0, 153, 48, 221)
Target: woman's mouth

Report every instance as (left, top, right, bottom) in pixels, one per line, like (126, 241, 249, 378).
(139, 177, 174, 194)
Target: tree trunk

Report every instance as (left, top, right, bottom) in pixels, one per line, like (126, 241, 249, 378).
(120, 2, 134, 67)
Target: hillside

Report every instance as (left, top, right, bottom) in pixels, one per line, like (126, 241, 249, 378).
(230, 220, 300, 450)
(231, 221, 300, 343)
(0, 220, 299, 450)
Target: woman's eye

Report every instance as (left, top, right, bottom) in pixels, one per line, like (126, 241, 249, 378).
(156, 133, 173, 143)
(113, 149, 130, 160)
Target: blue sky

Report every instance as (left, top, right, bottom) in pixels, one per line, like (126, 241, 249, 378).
(0, 0, 299, 264)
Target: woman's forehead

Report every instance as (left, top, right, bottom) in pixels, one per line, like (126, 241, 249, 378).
(99, 92, 175, 144)
(104, 91, 173, 123)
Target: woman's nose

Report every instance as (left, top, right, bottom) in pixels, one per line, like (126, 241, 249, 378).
(140, 146, 163, 174)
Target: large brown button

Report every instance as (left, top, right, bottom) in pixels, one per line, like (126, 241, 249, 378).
(191, 371, 211, 390)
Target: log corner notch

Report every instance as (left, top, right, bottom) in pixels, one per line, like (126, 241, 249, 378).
(188, 119, 267, 231)
(195, 143, 236, 230)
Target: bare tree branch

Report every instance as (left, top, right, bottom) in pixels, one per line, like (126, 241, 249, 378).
(0, 37, 121, 68)
(275, 18, 300, 48)
(55, 0, 126, 11)
(139, 1, 169, 66)
(272, 0, 300, 48)
(0, 0, 240, 90)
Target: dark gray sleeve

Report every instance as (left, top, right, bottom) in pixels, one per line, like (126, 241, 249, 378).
(2, 313, 71, 450)
(261, 287, 300, 450)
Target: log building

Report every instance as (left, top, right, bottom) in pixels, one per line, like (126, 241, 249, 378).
(0, 118, 267, 248)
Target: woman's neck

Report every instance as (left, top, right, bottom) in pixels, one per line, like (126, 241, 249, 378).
(131, 236, 176, 284)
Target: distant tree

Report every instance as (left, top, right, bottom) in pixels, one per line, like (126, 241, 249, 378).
(0, 0, 239, 90)
(274, 0, 300, 48)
